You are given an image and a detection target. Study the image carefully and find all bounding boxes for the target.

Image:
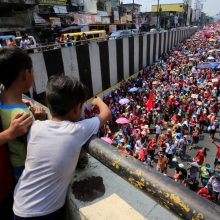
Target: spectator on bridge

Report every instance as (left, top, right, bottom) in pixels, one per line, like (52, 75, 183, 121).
(0, 47, 35, 180)
(7, 38, 15, 47)
(0, 113, 32, 220)
(80, 33, 87, 45)
(13, 76, 112, 219)
(20, 36, 30, 49)
(66, 35, 73, 47)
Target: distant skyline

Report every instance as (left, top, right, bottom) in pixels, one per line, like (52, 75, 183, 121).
(122, 0, 220, 17)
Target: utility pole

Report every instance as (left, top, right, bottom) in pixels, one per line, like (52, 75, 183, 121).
(157, 0, 160, 29)
(184, 0, 188, 26)
(132, 0, 134, 28)
(194, 0, 206, 25)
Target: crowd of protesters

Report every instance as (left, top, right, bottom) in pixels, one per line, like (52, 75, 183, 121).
(84, 23, 220, 204)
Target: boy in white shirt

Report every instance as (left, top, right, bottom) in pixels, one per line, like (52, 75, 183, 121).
(13, 75, 111, 219)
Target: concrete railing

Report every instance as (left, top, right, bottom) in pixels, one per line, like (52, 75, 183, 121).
(84, 136, 220, 220)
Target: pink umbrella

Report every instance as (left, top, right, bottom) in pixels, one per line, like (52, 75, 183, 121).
(101, 137, 113, 144)
(116, 117, 130, 124)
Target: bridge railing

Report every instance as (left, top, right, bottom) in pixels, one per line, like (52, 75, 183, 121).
(23, 26, 198, 53)
(84, 136, 220, 220)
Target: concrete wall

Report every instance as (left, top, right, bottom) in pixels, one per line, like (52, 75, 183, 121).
(31, 27, 197, 96)
(0, 9, 33, 32)
(66, 155, 178, 220)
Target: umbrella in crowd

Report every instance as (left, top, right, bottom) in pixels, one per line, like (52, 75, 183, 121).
(116, 117, 130, 124)
(101, 137, 113, 144)
(119, 98, 130, 105)
(129, 87, 139, 92)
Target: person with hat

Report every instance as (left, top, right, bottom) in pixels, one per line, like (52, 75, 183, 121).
(156, 151, 169, 175)
(200, 163, 212, 187)
(173, 163, 187, 184)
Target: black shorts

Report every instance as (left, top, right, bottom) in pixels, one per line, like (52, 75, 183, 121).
(214, 157, 220, 166)
(148, 150, 155, 160)
(192, 136, 199, 144)
(166, 153, 173, 161)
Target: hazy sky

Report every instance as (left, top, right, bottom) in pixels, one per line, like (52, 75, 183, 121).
(122, 0, 220, 16)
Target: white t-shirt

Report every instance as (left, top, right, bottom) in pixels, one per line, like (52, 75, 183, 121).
(13, 117, 100, 217)
(155, 125, 162, 134)
(135, 139, 142, 154)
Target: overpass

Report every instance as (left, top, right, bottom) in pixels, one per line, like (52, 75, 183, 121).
(30, 27, 196, 100)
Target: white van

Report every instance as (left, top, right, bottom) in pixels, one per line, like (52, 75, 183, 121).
(15, 36, 37, 49)
(109, 30, 133, 40)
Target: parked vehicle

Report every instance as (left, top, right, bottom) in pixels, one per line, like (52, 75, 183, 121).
(0, 35, 16, 47)
(109, 30, 133, 40)
(60, 30, 106, 44)
(15, 36, 37, 49)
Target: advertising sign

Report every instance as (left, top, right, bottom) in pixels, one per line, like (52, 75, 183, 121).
(95, 15, 102, 23)
(113, 10, 119, 21)
(101, 17, 110, 24)
(151, 4, 184, 12)
(39, 0, 66, 5)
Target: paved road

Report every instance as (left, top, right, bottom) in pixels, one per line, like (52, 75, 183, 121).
(151, 123, 220, 183)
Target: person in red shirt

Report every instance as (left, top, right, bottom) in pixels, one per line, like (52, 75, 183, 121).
(0, 113, 32, 220)
(212, 141, 220, 170)
(190, 128, 199, 150)
(197, 185, 216, 202)
(138, 146, 147, 161)
(147, 138, 157, 167)
(194, 148, 207, 166)
(198, 113, 205, 133)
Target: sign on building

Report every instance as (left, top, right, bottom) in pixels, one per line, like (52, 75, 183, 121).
(39, 0, 66, 5)
(151, 4, 184, 12)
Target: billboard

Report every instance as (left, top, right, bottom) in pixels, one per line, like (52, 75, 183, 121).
(39, 0, 66, 5)
(151, 4, 184, 12)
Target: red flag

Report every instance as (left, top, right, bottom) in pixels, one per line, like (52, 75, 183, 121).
(146, 92, 155, 113)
